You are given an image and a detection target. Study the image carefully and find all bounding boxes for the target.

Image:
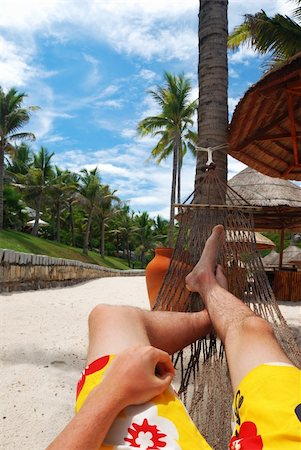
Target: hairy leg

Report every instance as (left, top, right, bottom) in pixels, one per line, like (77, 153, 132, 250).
(185, 225, 292, 392)
(87, 304, 212, 365)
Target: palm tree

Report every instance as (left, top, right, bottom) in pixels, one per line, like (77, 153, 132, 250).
(0, 87, 38, 229)
(137, 72, 197, 247)
(110, 206, 138, 266)
(63, 171, 80, 247)
(194, 0, 228, 204)
(48, 167, 76, 243)
(228, 0, 301, 67)
(96, 184, 120, 256)
(78, 167, 101, 255)
(16, 146, 54, 236)
(6, 142, 33, 176)
(153, 215, 170, 246)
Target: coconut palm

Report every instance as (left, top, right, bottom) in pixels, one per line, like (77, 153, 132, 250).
(228, 0, 301, 67)
(194, 0, 228, 204)
(137, 72, 197, 247)
(6, 142, 33, 176)
(95, 184, 120, 256)
(78, 167, 101, 255)
(63, 171, 80, 247)
(110, 206, 139, 266)
(48, 167, 78, 243)
(0, 87, 38, 229)
(17, 146, 54, 236)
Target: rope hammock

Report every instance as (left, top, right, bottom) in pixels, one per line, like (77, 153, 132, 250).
(152, 157, 301, 449)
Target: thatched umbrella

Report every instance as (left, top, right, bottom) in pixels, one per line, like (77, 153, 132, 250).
(262, 245, 301, 268)
(228, 52, 301, 181)
(288, 253, 301, 269)
(26, 219, 49, 227)
(262, 249, 279, 268)
(228, 167, 301, 267)
(226, 230, 275, 250)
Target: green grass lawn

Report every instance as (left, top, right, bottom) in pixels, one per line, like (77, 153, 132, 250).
(0, 230, 130, 270)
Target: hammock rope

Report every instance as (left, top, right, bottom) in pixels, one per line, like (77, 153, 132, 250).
(152, 165, 301, 449)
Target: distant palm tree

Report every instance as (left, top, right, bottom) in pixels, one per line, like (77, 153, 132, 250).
(48, 167, 77, 243)
(153, 215, 170, 246)
(0, 87, 38, 229)
(63, 171, 80, 247)
(6, 142, 33, 176)
(16, 146, 54, 236)
(78, 167, 101, 255)
(228, 0, 301, 67)
(137, 72, 197, 247)
(96, 184, 120, 256)
(110, 206, 138, 266)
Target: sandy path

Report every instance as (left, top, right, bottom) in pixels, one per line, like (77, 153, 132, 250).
(1, 277, 300, 449)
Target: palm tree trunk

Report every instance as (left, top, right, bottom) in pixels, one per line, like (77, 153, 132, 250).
(0, 144, 4, 230)
(83, 209, 93, 255)
(126, 237, 131, 267)
(32, 195, 42, 236)
(69, 203, 75, 247)
(99, 218, 105, 256)
(177, 137, 182, 204)
(194, 0, 228, 204)
(168, 143, 178, 247)
(56, 201, 61, 243)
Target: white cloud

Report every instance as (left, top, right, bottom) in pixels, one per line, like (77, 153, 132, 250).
(229, 68, 239, 79)
(121, 128, 137, 139)
(228, 97, 240, 115)
(228, 156, 247, 180)
(82, 53, 102, 89)
(138, 69, 157, 81)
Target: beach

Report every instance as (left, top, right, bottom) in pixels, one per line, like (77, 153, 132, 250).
(1, 276, 300, 449)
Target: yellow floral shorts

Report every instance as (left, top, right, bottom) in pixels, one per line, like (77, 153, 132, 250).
(229, 363, 301, 450)
(76, 356, 301, 450)
(76, 354, 211, 449)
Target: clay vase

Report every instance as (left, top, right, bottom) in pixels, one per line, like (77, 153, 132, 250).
(145, 248, 174, 308)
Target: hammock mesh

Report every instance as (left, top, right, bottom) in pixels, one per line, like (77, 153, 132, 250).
(152, 166, 301, 449)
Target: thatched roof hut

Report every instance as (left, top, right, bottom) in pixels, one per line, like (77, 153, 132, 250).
(262, 245, 301, 268)
(228, 167, 301, 207)
(228, 167, 301, 232)
(288, 253, 301, 268)
(262, 249, 279, 268)
(228, 52, 301, 180)
(227, 229, 275, 250)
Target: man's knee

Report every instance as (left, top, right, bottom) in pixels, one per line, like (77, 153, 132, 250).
(88, 304, 143, 330)
(226, 313, 275, 343)
(239, 314, 275, 340)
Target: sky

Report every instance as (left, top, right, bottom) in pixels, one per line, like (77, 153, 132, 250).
(0, 0, 294, 218)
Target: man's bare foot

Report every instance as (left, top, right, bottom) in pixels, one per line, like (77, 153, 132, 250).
(185, 225, 225, 297)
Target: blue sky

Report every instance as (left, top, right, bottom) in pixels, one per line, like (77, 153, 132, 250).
(0, 0, 293, 218)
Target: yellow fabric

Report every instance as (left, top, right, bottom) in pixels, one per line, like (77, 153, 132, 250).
(76, 354, 212, 450)
(230, 364, 301, 450)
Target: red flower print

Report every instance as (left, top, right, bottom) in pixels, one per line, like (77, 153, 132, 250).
(76, 355, 110, 399)
(229, 421, 263, 450)
(125, 418, 167, 449)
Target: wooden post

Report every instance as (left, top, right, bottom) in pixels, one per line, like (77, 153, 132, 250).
(279, 228, 285, 270)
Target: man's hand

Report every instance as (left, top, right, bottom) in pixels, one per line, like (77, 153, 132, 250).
(100, 345, 175, 408)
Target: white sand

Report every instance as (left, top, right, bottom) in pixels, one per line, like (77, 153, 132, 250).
(1, 277, 300, 450)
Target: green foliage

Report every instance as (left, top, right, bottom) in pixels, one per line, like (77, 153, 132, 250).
(228, 1, 301, 67)
(0, 229, 130, 269)
(3, 185, 26, 229)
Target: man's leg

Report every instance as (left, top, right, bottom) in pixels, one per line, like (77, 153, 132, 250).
(185, 225, 293, 392)
(87, 304, 212, 364)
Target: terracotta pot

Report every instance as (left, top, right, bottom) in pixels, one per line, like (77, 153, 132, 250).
(145, 248, 173, 308)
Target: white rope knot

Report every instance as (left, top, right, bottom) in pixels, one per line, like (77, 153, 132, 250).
(196, 143, 228, 165)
